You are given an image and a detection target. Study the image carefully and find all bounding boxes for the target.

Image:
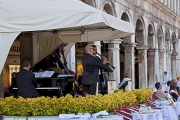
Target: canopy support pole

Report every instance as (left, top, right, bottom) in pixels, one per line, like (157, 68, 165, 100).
(0, 72, 4, 98)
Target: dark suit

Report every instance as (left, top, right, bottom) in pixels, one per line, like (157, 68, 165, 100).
(16, 69, 39, 98)
(82, 53, 113, 95)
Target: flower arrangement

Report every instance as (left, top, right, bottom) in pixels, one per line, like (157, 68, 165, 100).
(0, 88, 152, 116)
(132, 88, 153, 103)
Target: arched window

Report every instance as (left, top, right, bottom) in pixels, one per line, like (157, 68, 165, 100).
(82, 0, 93, 6)
(121, 12, 130, 22)
(104, 4, 113, 16)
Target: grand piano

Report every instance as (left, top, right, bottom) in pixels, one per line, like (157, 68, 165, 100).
(13, 42, 76, 97)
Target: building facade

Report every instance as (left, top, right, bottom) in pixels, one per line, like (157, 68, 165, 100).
(70, 0, 180, 89)
(2, 0, 180, 90)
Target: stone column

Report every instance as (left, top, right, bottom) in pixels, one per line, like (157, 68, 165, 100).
(168, 0, 171, 8)
(136, 46, 148, 88)
(174, 0, 177, 12)
(177, 0, 179, 14)
(147, 49, 156, 88)
(107, 39, 122, 88)
(171, 0, 174, 10)
(167, 51, 172, 77)
(164, 0, 167, 5)
(171, 52, 178, 79)
(123, 43, 136, 89)
(159, 49, 165, 82)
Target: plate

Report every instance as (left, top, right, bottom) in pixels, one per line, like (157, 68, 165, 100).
(139, 111, 155, 114)
(152, 108, 162, 110)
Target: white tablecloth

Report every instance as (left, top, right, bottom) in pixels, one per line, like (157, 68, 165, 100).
(153, 109, 168, 119)
(158, 100, 178, 120)
(159, 100, 180, 117)
(132, 112, 163, 120)
(34, 116, 123, 120)
(177, 97, 180, 102)
(91, 116, 124, 120)
(174, 102, 180, 117)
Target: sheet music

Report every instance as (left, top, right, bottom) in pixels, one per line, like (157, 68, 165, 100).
(34, 72, 44, 78)
(58, 74, 73, 78)
(40, 71, 54, 78)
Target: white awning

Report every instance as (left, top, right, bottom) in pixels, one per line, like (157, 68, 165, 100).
(0, 0, 134, 72)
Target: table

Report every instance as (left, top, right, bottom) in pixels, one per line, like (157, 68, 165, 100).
(132, 112, 163, 120)
(159, 100, 180, 117)
(153, 108, 169, 120)
(158, 100, 178, 120)
(161, 105, 178, 120)
(177, 97, 180, 102)
(34, 116, 124, 120)
(91, 115, 124, 120)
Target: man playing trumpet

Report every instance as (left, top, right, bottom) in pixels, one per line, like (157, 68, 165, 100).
(81, 45, 113, 95)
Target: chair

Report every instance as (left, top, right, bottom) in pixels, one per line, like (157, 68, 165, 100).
(134, 103, 140, 108)
(151, 92, 158, 100)
(124, 106, 139, 113)
(146, 99, 161, 108)
(114, 108, 132, 120)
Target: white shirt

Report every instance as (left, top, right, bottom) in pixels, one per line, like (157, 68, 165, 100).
(177, 81, 180, 87)
(164, 74, 171, 83)
(166, 86, 170, 93)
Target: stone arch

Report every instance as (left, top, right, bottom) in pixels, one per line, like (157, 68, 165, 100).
(121, 12, 131, 43)
(120, 9, 132, 22)
(147, 23, 155, 49)
(172, 32, 177, 41)
(135, 17, 146, 45)
(82, 0, 94, 7)
(157, 26, 164, 50)
(165, 29, 171, 52)
(121, 12, 130, 22)
(172, 32, 177, 54)
(103, 3, 115, 16)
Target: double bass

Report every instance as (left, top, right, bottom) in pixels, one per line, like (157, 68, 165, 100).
(60, 49, 79, 96)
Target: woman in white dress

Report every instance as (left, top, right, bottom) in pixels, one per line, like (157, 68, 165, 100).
(169, 83, 179, 102)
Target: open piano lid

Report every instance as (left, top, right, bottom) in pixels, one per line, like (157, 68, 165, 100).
(30, 42, 69, 72)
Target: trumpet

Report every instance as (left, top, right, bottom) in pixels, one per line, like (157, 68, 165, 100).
(96, 52, 116, 69)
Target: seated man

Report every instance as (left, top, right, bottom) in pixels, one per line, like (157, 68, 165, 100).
(155, 82, 167, 99)
(16, 60, 39, 98)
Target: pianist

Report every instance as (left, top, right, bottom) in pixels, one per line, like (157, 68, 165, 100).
(16, 60, 39, 98)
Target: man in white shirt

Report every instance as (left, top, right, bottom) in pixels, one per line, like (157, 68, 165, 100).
(164, 71, 171, 84)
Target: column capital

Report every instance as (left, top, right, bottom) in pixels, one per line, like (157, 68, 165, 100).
(158, 49, 165, 57)
(168, 51, 173, 55)
(123, 43, 137, 47)
(159, 49, 166, 52)
(103, 39, 123, 44)
(123, 43, 137, 52)
(136, 45, 149, 50)
(172, 52, 178, 57)
(147, 49, 157, 56)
